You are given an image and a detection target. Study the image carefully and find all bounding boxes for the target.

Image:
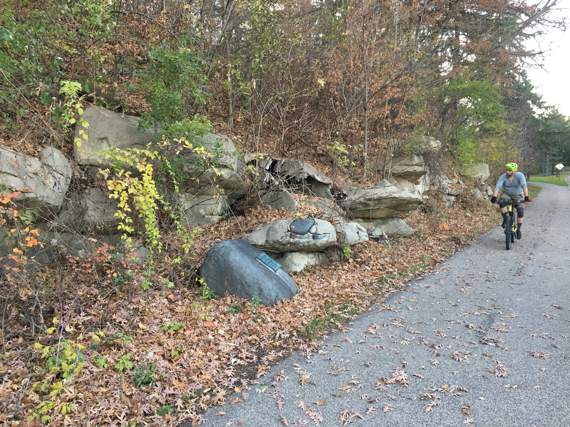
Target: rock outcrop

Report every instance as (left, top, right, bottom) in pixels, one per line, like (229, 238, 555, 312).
(260, 189, 297, 213)
(274, 252, 329, 274)
(358, 218, 415, 235)
(177, 167, 249, 226)
(390, 155, 429, 182)
(259, 157, 333, 198)
(338, 222, 369, 245)
(245, 218, 337, 253)
(56, 187, 120, 234)
(74, 105, 158, 166)
(466, 163, 490, 182)
(0, 146, 72, 213)
(342, 180, 423, 219)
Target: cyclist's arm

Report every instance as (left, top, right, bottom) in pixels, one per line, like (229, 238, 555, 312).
(519, 173, 528, 197)
(493, 175, 506, 197)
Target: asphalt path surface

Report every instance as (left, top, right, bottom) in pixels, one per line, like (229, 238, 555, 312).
(193, 182, 570, 427)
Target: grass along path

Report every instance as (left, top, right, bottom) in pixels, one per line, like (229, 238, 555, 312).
(529, 175, 569, 186)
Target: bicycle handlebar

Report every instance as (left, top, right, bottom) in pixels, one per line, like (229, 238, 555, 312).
(489, 198, 528, 204)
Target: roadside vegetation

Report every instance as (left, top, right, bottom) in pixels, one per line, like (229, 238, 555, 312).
(529, 176, 569, 187)
(1, 188, 499, 426)
(0, 0, 567, 426)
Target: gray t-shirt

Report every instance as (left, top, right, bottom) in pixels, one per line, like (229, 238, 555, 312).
(494, 172, 527, 196)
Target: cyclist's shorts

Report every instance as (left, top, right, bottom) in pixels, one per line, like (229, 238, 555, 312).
(499, 192, 523, 205)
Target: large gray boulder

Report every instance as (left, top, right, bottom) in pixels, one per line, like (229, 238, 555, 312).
(341, 180, 422, 219)
(75, 106, 242, 171)
(274, 252, 329, 274)
(390, 155, 429, 182)
(466, 163, 490, 182)
(178, 193, 230, 226)
(358, 218, 414, 235)
(260, 189, 297, 213)
(261, 158, 333, 198)
(74, 105, 158, 166)
(182, 167, 249, 200)
(186, 133, 241, 171)
(198, 239, 298, 306)
(245, 218, 337, 253)
(338, 222, 369, 245)
(56, 187, 120, 234)
(396, 136, 442, 154)
(0, 225, 122, 269)
(0, 146, 72, 213)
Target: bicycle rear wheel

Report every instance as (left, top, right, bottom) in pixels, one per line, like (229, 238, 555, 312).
(505, 216, 512, 250)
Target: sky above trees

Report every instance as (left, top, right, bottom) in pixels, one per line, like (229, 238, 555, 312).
(526, 9, 570, 116)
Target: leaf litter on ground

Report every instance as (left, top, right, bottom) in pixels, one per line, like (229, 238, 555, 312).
(1, 188, 499, 426)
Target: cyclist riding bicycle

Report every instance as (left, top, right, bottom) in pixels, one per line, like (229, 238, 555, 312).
(490, 163, 530, 239)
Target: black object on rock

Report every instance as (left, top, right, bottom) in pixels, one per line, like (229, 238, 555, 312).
(288, 218, 315, 235)
(198, 239, 298, 306)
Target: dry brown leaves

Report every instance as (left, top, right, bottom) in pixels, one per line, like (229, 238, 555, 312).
(1, 186, 499, 426)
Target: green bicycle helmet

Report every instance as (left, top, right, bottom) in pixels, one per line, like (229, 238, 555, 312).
(505, 163, 518, 171)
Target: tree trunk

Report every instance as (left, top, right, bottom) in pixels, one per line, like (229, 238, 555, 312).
(228, 87, 234, 133)
(363, 3, 369, 180)
(383, 138, 393, 180)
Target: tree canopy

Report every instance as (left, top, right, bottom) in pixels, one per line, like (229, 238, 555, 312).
(0, 0, 567, 174)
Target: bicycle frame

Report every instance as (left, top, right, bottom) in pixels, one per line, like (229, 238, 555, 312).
(503, 199, 526, 250)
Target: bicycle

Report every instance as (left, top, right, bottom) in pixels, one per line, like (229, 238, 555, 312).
(496, 199, 527, 250)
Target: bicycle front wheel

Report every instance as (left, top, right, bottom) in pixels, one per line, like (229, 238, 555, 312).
(505, 216, 512, 250)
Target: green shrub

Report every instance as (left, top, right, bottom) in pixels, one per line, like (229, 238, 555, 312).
(134, 362, 159, 388)
(134, 40, 209, 136)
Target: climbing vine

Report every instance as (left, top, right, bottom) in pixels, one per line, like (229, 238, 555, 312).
(100, 138, 217, 281)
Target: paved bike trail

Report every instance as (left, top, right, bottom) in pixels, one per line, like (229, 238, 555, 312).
(193, 182, 570, 427)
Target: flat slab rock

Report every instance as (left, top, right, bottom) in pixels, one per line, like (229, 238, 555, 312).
(0, 146, 71, 211)
(245, 218, 337, 253)
(274, 252, 329, 274)
(390, 155, 429, 182)
(341, 180, 423, 219)
(198, 239, 298, 306)
(358, 217, 414, 235)
(260, 189, 296, 213)
(337, 222, 369, 245)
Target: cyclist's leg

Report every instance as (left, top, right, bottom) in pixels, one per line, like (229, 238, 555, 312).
(515, 206, 524, 225)
(498, 193, 512, 226)
(512, 195, 523, 223)
(514, 196, 524, 239)
(498, 192, 511, 211)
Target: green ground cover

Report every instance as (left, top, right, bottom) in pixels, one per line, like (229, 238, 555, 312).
(529, 175, 569, 187)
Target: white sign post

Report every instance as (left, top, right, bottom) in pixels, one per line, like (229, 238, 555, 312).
(555, 163, 564, 179)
